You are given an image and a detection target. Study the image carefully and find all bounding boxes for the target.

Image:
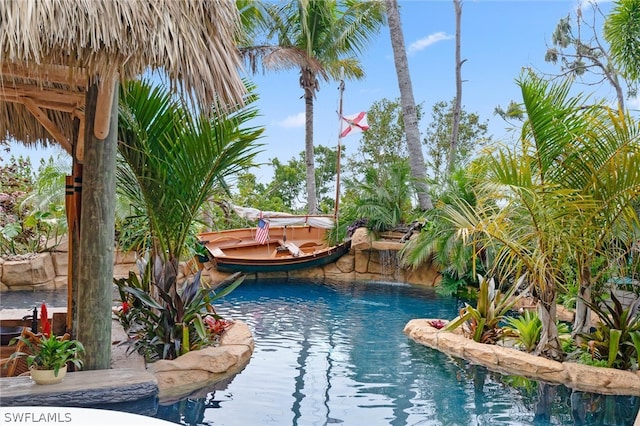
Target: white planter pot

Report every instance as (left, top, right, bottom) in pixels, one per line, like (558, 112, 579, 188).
(30, 364, 67, 385)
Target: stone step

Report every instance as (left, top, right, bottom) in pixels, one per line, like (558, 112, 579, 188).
(0, 368, 157, 406)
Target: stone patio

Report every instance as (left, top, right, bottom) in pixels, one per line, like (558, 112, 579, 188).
(0, 316, 254, 407)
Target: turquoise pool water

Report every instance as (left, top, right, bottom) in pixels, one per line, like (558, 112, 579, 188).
(150, 279, 638, 425)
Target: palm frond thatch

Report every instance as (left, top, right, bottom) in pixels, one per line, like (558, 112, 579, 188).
(0, 0, 246, 148)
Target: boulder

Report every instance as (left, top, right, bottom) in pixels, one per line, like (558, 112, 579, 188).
(51, 252, 68, 276)
(289, 266, 325, 281)
(350, 227, 371, 251)
(334, 253, 355, 273)
(1, 253, 55, 287)
(146, 321, 254, 403)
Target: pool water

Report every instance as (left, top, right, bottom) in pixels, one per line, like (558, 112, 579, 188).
(149, 279, 638, 426)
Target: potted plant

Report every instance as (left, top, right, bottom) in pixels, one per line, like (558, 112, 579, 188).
(9, 333, 85, 384)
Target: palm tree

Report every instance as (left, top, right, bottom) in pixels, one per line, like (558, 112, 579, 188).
(252, 0, 385, 214)
(385, 0, 433, 211)
(345, 159, 415, 233)
(400, 166, 485, 295)
(432, 71, 640, 359)
(117, 79, 263, 299)
(605, 0, 640, 84)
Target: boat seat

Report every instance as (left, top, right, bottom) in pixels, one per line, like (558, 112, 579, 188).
(283, 242, 304, 257)
(208, 247, 226, 257)
(298, 241, 324, 250)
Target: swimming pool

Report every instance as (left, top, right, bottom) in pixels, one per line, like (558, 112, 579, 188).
(148, 279, 638, 425)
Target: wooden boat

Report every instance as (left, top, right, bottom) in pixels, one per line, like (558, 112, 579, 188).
(199, 76, 358, 274)
(198, 206, 350, 273)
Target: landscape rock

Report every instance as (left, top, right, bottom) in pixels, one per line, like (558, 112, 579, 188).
(146, 321, 254, 402)
(1, 253, 55, 287)
(404, 318, 640, 396)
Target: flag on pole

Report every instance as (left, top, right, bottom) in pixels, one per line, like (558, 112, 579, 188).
(255, 213, 269, 244)
(339, 112, 369, 138)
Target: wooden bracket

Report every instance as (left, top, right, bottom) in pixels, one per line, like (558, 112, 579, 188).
(93, 73, 117, 140)
(22, 97, 72, 153)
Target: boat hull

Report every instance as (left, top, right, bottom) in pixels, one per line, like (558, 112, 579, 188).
(198, 226, 351, 273)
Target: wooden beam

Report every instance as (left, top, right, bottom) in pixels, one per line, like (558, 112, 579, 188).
(0, 82, 84, 106)
(93, 73, 117, 139)
(22, 98, 73, 153)
(2, 95, 80, 113)
(1, 63, 87, 87)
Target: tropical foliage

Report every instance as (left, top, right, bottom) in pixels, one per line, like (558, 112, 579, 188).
(400, 166, 486, 296)
(343, 159, 417, 234)
(252, 0, 385, 213)
(0, 156, 68, 256)
(423, 70, 640, 361)
(605, 0, 640, 85)
(503, 310, 542, 352)
(115, 271, 243, 361)
(9, 333, 84, 375)
(503, 310, 571, 353)
(445, 275, 522, 344)
(115, 79, 262, 359)
(578, 292, 640, 370)
(116, 78, 263, 262)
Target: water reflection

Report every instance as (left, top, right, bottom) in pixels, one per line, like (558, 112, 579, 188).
(12, 283, 636, 425)
(149, 280, 639, 425)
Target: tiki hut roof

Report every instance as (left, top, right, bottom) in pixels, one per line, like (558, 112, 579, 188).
(0, 0, 246, 151)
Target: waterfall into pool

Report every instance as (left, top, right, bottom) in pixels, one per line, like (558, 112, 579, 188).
(148, 279, 638, 426)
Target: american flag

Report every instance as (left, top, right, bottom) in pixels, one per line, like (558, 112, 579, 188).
(255, 216, 269, 244)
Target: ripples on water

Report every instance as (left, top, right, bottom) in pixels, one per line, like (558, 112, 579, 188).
(151, 279, 639, 426)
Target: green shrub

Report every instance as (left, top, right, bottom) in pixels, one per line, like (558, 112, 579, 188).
(504, 310, 542, 352)
(578, 292, 640, 370)
(115, 270, 244, 361)
(445, 275, 522, 344)
(504, 310, 573, 353)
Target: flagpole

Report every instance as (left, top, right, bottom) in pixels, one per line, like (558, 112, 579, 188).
(334, 70, 345, 220)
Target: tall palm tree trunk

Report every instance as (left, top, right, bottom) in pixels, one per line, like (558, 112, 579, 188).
(448, 0, 464, 176)
(302, 66, 318, 214)
(536, 283, 563, 361)
(385, 0, 433, 211)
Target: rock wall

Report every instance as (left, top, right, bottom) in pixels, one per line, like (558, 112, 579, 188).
(404, 318, 640, 397)
(1, 228, 441, 292)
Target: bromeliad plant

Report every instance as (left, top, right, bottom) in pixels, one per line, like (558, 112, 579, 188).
(578, 292, 640, 370)
(503, 310, 571, 353)
(445, 275, 522, 344)
(9, 332, 84, 376)
(115, 270, 244, 362)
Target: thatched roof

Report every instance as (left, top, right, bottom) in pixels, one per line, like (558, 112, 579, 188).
(0, 0, 246, 151)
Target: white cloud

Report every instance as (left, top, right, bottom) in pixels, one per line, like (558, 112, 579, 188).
(627, 96, 640, 110)
(277, 112, 305, 128)
(408, 32, 453, 55)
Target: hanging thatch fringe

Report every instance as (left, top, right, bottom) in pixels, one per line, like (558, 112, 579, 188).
(0, 0, 246, 148)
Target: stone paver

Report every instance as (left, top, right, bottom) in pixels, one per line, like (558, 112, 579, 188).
(0, 368, 157, 406)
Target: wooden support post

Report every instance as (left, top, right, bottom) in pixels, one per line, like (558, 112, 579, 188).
(76, 78, 118, 370)
(71, 162, 82, 338)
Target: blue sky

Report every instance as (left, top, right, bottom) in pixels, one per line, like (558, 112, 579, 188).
(8, 0, 635, 183)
